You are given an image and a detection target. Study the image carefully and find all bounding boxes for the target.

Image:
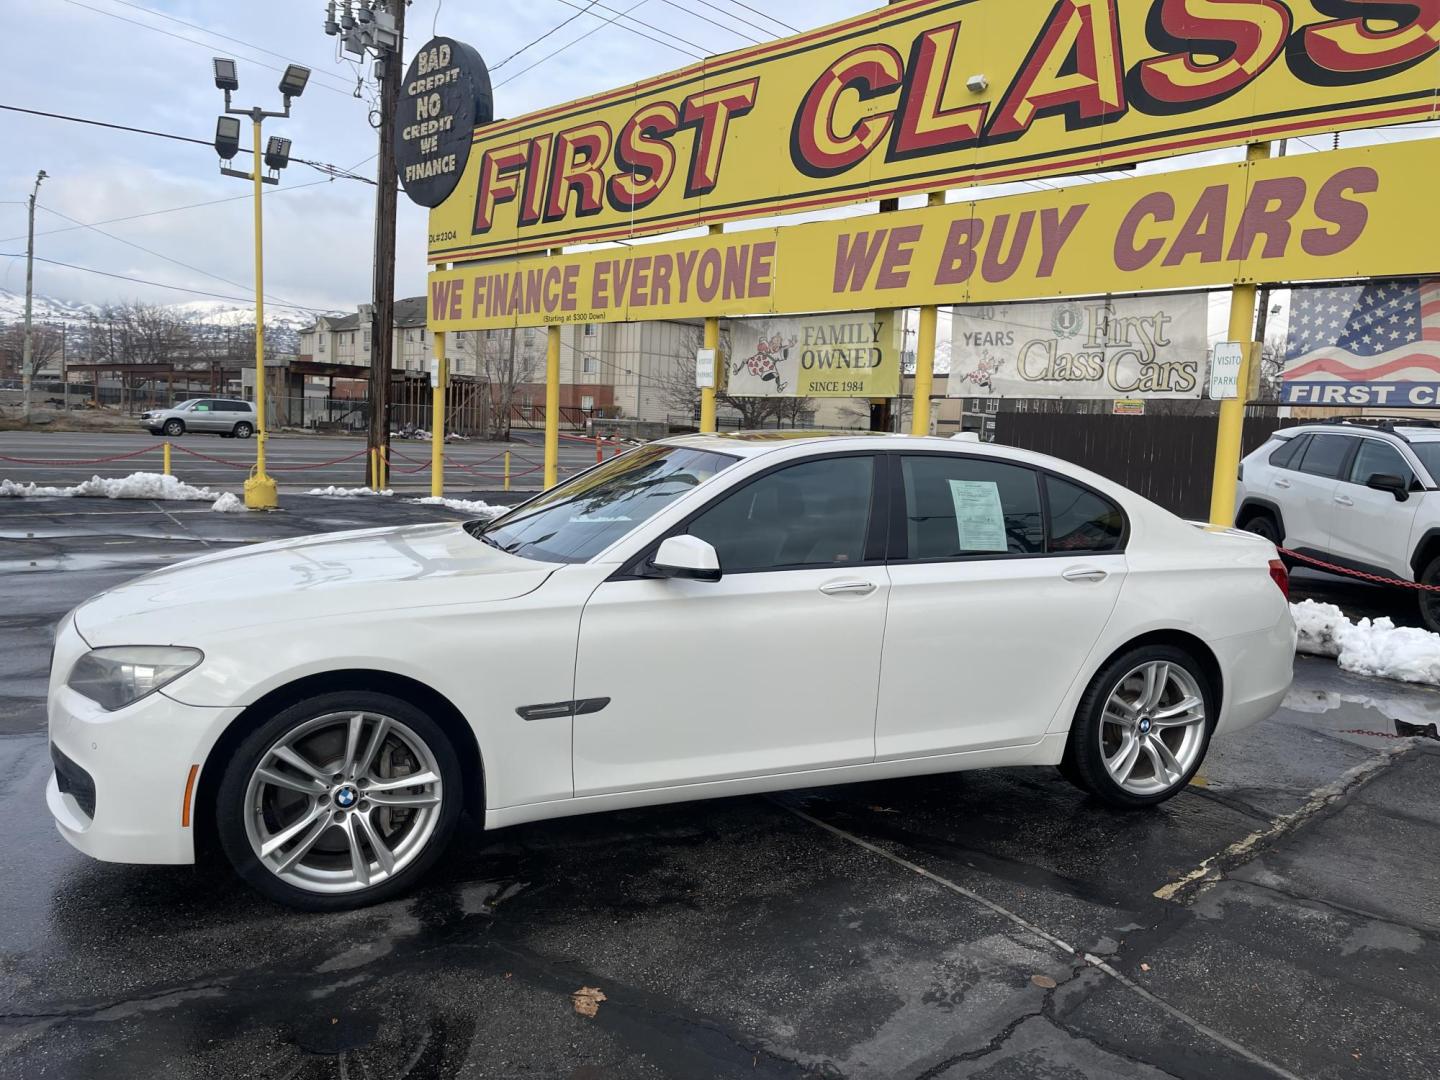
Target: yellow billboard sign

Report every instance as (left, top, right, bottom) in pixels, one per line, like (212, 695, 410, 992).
(428, 0, 1439, 262)
(427, 139, 1440, 331)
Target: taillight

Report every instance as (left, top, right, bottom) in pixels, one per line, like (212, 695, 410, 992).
(1268, 558, 1289, 599)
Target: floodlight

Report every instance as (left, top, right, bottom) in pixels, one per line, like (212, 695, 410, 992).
(213, 57, 239, 92)
(278, 64, 311, 100)
(965, 74, 988, 93)
(264, 136, 292, 171)
(214, 116, 241, 160)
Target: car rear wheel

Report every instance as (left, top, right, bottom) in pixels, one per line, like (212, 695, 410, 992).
(233, 421, 254, 439)
(216, 691, 462, 910)
(1241, 512, 1280, 545)
(163, 419, 184, 437)
(1060, 645, 1215, 808)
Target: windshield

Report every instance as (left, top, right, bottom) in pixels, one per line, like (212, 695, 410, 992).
(474, 444, 738, 563)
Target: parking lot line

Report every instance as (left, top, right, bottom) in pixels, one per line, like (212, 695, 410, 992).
(779, 799, 1307, 1080)
(1153, 741, 1416, 902)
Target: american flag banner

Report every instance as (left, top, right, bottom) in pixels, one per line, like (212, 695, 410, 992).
(1281, 278, 1440, 408)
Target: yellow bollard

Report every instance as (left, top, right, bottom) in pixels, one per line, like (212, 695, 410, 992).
(503, 450, 511, 492)
(162, 441, 171, 476)
(370, 447, 379, 491)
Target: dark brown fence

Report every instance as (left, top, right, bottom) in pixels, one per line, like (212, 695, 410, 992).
(996, 412, 1285, 520)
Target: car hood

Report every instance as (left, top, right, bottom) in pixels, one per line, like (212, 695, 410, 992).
(74, 522, 555, 643)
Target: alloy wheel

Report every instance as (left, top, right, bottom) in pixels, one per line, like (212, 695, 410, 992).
(242, 711, 444, 894)
(1098, 660, 1207, 796)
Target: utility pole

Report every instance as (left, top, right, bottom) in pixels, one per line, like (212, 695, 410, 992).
(326, 0, 405, 488)
(21, 169, 47, 422)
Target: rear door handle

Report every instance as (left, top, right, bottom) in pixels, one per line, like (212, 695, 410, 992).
(1061, 567, 1108, 583)
(1334, 494, 1354, 506)
(1274, 478, 1292, 488)
(820, 580, 877, 596)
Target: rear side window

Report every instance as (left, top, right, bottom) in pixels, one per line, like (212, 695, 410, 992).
(900, 456, 1043, 557)
(1045, 476, 1124, 553)
(1268, 436, 1305, 469)
(1297, 434, 1353, 479)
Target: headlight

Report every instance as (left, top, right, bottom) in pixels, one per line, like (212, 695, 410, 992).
(67, 646, 203, 711)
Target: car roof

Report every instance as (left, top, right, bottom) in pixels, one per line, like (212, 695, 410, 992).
(1274, 422, 1440, 444)
(659, 430, 966, 458)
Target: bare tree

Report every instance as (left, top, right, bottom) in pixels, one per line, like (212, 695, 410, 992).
(96, 302, 194, 366)
(0, 321, 64, 380)
(455, 328, 541, 439)
(661, 323, 799, 429)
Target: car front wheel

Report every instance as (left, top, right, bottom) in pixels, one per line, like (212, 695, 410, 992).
(216, 691, 462, 910)
(1060, 645, 1215, 808)
(1417, 556, 1440, 634)
(233, 421, 254, 439)
(163, 419, 184, 437)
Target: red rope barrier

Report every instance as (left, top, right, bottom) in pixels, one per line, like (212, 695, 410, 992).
(1281, 547, 1440, 592)
(0, 444, 164, 465)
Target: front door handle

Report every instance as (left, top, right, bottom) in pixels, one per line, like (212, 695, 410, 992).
(1334, 494, 1354, 506)
(1061, 567, 1108, 583)
(820, 580, 877, 596)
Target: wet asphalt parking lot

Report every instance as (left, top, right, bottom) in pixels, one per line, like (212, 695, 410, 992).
(2, 494, 1439, 1079)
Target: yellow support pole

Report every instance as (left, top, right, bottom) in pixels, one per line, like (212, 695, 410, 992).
(370, 447, 379, 490)
(909, 192, 945, 436)
(1209, 142, 1271, 526)
(503, 449, 511, 492)
(699, 224, 722, 432)
(243, 116, 277, 510)
(544, 323, 561, 489)
(431, 329, 447, 498)
(162, 441, 171, 476)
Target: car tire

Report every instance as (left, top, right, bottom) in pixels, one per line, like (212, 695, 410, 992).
(233, 422, 254, 439)
(1417, 555, 1440, 634)
(1059, 644, 1216, 808)
(215, 690, 463, 910)
(1239, 510, 1292, 567)
(163, 419, 184, 437)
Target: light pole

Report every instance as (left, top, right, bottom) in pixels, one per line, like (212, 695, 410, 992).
(21, 169, 47, 423)
(210, 57, 310, 509)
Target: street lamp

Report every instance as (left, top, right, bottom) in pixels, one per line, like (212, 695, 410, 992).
(210, 57, 307, 510)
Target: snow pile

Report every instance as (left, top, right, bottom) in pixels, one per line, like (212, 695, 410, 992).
(211, 492, 243, 513)
(410, 496, 509, 520)
(1292, 599, 1440, 685)
(1, 472, 220, 501)
(305, 486, 393, 497)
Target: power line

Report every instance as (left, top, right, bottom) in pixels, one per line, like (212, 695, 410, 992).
(712, 0, 797, 33)
(0, 105, 376, 185)
(0, 253, 344, 314)
(34, 204, 314, 313)
(59, 0, 356, 97)
(649, 0, 761, 44)
(87, 0, 355, 91)
(548, 0, 710, 54)
(673, 0, 786, 39)
(0, 180, 338, 247)
(491, 0, 605, 70)
(497, 0, 699, 89)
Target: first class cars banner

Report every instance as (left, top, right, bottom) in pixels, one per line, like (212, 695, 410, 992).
(427, 0, 1440, 263)
(427, 140, 1440, 332)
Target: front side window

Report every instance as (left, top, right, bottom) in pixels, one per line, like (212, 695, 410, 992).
(1297, 434, 1353, 478)
(901, 455, 1043, 558)
(1349, 439, 1414, 487)
(476, 445, 736, 563)
(685, 456, 875, 572)
(1046, 475, 1124, 552)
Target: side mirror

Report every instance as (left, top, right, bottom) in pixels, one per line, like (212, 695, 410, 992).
(650, 535, 721, 582)
(1365, 473, 1409, 501)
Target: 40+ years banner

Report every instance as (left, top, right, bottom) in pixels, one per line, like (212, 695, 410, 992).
(427, 140, 1440, 333)
(948, 293, 1209, 399)
(427, 0, 1440, 262)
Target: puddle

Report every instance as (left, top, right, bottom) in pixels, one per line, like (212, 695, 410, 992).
(1282, 683, 1440, 737)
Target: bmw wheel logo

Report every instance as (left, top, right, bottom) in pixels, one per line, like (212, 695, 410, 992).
(1138, 718, 1152, 734)
(335, 786, 357, 808)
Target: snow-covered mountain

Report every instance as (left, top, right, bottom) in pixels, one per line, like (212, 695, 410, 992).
(0, 290, 330, 331)
(0, 288, 95, 326)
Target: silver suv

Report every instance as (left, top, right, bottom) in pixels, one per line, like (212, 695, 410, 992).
(1236, 418, 1440, 629)
(140, 398, 256, 439)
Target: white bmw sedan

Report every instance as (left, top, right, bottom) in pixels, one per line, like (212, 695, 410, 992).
(47, 433, 1295, 909)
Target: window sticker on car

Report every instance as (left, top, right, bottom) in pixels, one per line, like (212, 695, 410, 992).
(947, 479, 1007, 552)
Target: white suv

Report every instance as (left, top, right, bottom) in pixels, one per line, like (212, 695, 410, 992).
(1236, 419, 1440, 629)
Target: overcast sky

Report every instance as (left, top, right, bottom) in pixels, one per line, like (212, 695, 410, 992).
(2, 0, 1434, 319)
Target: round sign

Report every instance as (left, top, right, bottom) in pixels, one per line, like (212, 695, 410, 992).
(393, 37, 493, 208)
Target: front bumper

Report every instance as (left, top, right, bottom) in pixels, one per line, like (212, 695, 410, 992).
(46, 623, 242, 865)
